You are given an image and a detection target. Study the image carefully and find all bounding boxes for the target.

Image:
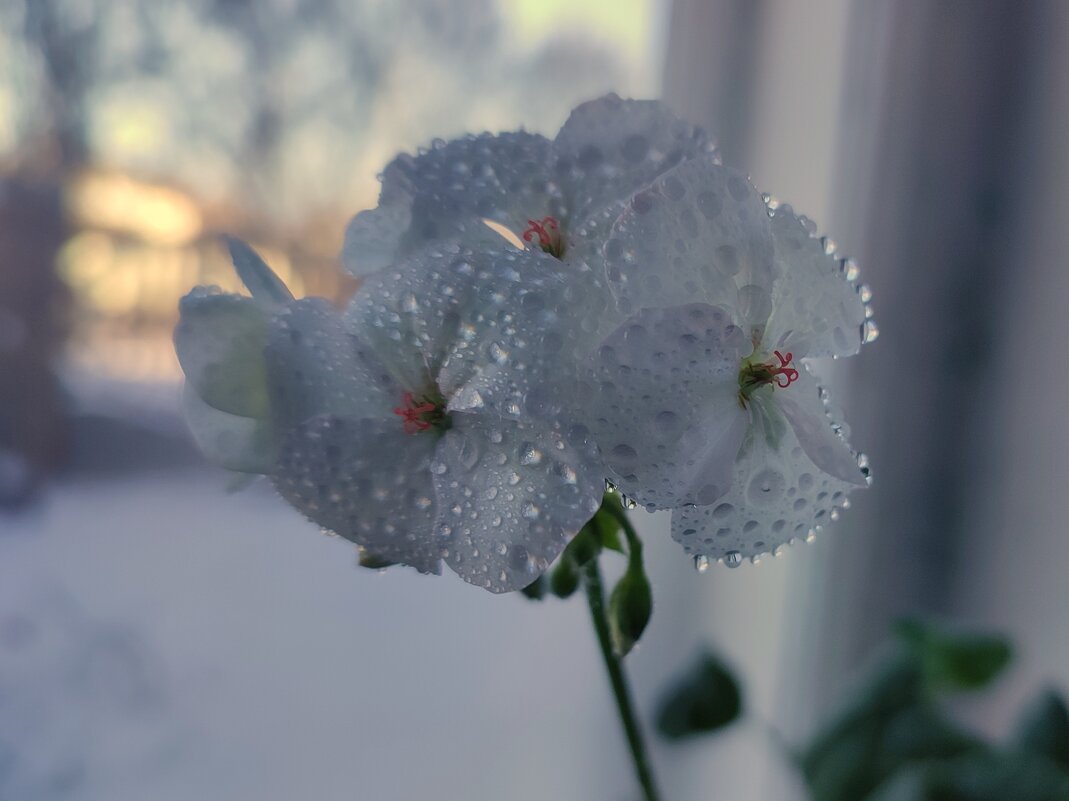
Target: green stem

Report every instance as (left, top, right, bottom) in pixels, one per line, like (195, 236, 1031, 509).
(603, 496, 643, 551)
(583, 557, 663, 801)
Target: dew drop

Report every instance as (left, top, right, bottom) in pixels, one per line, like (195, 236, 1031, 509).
(489, 341, 509, 364)
(654, 410, 679, 435)
(694, 554, 710, 573)
(457, 438, 480, 471)
(519, 443, 543, 466)
(747, 468, 785, 505)
(724, 551, 743, 568)
(862, 320, 879, 343)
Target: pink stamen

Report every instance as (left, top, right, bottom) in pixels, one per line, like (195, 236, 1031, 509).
(393, 392, 439, 434)
(771, 351, 799, 388)
(521, 216, 564, 257)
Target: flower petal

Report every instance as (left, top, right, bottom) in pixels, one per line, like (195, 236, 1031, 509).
(272, 415, 442, 574)
(603, 158, 775, 322)
(437, 251, 608, 417)
(341, 199, 414, 276)
(174, 289, 270, 419)
(432, 413, 602, 592)
(579, 304, 750, 509)
(224, 236, 294, 309)
(350, 245, 607, 418)
(346, 244, 480, 393)
(182, 384, 276, 473)
(266, 298, 398, 429)
(342, 133, 559, 275)
(762, 204, 868, 358)
(776, 365, 867, 486)
(670, 388, 864, 562)
(554, 94, 717, 228)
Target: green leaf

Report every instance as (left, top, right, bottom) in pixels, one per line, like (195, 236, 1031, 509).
(1014, 690, 1069, 771)
(656, 651, 742, 740)
(864, 752, 1069, 801)
(895, 618, 1013, 692)
(800, 655, 978, 801)
(519, 575, 547, 601)
(804, 703, 984, 801)
(880, 704, 983, 762)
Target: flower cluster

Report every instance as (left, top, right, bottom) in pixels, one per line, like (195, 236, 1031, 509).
(175, 94, 874, 591)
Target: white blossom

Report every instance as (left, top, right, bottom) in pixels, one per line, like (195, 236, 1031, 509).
(576, 157, 875, 562)
(343, 93, 717, 286)
(173, 237, 292, 475)
(176, 238, 604, 591)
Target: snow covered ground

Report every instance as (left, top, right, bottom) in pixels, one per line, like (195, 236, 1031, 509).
(0, 378, 801, 801)
(1, 467, 632, 800)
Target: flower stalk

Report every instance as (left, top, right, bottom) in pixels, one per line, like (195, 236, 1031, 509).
(583, 555, 663, 801)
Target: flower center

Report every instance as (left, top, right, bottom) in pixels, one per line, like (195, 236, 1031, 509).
(522, 216, 566, 259)
(737, 350, 799, 407)
(393, 390, 450, 434)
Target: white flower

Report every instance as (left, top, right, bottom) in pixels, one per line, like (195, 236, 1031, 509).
(173, 237, 293, 475)
(574, 157, 876, 563)
(343, 93, 717, 284)
(176, 238, 604, 592)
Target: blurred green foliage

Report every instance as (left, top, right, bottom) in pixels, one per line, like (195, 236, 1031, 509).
(798, 618, 1069, 801)
(655, 651, 743, 740)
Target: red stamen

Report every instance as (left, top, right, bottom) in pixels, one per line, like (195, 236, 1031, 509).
(771, 351, 799, 388)
(521, 216, 564, 257)
(393, 392, 439, 434)
(521, 217, 558, 247)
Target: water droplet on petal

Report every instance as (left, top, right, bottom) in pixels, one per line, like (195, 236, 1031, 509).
(519, 443, 543, 465)
(489, 341, 509, 364)
(862, 320, 879, 343)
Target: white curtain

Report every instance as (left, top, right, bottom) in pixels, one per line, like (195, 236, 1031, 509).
(662, 0, 1069, 796)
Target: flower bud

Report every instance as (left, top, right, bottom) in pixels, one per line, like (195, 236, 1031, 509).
(608, 539, 652, 657)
